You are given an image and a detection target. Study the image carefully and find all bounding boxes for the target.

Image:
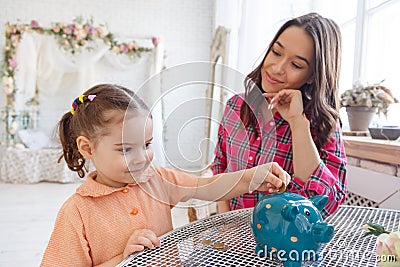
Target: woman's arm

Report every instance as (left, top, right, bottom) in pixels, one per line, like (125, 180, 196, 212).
(265, 90, 347, 216)
(293, 125, 347, 217)
(265, 90, 320, 181)
(289, 114, 321, 181)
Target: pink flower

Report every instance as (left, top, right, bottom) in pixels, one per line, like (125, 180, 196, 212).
(63, 27, 72, 35)
(10, 34, 20, 47)
(30, 20, 39, 29)
(8, 57, 17, 69)
(95, 26, 108, 38)
(363, 223, 399, 266)
(121, 44, 129, 53)
(84, 25, 95, 36)
(2, 86, 13, 95)
(152, 36, 160, 47)
(376, 232, 400, 266)
(74, 29, 83, 39)
(53, 25, 61, 33)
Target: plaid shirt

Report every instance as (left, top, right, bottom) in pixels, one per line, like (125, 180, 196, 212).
(211, 94, 347, 217)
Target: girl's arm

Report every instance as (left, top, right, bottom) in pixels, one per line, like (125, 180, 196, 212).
(95, 255, 123, 267)
(194, 162, 291, 201)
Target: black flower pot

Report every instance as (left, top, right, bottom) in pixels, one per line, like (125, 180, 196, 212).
(368, 126, 400, 140)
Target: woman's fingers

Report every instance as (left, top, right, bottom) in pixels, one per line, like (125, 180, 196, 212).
(263, 90, 300, 110)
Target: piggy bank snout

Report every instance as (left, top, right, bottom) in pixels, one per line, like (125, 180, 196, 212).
(311, 222, 334, 243)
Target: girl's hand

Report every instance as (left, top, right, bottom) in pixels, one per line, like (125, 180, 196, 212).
(248, 162, 291, 193)
(263, 89, 304, 124)
(123, 229, 161, 258)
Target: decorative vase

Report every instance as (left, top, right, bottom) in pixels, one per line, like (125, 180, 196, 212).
(346, 106, 377, 131)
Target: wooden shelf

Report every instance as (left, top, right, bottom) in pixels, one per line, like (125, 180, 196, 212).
(343, 136, 400, 165)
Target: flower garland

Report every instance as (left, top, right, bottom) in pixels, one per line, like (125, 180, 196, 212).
(1, 17, 160, 146)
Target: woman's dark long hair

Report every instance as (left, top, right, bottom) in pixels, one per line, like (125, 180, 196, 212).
(240, 12, 342, 149)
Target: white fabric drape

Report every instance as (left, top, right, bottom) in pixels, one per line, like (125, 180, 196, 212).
(214, 0, 312, 76)
(14, 32, 166, 166)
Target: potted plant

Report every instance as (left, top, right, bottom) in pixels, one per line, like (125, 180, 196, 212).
(340, 81, 397, 131)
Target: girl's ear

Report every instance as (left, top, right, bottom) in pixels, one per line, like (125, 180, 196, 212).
(76, 136, 93, 159)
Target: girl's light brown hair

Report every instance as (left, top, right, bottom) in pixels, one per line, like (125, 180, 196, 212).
(58, 84, 149, 178)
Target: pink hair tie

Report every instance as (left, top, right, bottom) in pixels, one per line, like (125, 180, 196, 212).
(88, 95, 96, 101)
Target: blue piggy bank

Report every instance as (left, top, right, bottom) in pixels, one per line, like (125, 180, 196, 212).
(251, 192, 334, 267)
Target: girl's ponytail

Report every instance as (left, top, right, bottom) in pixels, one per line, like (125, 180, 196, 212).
(58, 111, 86, 178)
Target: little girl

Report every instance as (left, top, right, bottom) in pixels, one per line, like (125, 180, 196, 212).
(40, 84, 291, 267)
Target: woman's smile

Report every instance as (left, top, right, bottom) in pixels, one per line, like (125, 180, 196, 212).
(264, 71, 283, 85)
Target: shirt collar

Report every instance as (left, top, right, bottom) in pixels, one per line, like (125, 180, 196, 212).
(76, 167, 155, 197)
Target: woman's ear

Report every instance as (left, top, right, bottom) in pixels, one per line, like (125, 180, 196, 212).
(76, 136, 93, 159)
(306, 75, 315, 85)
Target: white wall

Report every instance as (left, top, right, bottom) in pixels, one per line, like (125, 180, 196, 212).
(0, 0, 216, 170)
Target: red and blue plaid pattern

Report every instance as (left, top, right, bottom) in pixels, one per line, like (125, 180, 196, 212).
(211, 94, 347, 217)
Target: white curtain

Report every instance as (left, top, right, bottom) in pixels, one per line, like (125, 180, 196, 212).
(215, 0, 314, 77)
(14, 32, 166, 166)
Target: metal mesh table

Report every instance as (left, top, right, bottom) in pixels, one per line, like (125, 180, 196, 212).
(117, 206, 400, 267)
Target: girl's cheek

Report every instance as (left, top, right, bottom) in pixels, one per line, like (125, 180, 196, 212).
(146, 149, 154, 162)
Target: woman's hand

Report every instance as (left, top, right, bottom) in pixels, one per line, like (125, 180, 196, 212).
(248, 162, 291, 193)
(263, 89, 304, 124)
(123, 229, 161, 258)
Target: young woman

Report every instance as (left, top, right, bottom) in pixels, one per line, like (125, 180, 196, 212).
(41, 84, 290, 266)
(212, 12, 347, 218)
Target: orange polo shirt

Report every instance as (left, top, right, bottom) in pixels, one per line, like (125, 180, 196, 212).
(40, 166, 198, 266)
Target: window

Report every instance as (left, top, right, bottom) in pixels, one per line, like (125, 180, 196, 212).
(222, 0, 400, 125)
(308, 0, 400, 126)
(364, 0, 400, 97)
